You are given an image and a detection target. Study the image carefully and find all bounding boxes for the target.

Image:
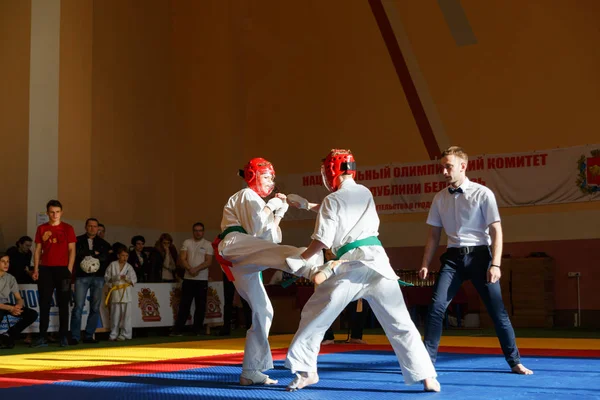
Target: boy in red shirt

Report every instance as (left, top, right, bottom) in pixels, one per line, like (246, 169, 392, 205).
(31, 200, 77, 347)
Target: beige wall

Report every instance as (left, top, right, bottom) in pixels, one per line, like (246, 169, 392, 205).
(0, 1, 31, 249)
(1, 0, 600, 250)
(90, 0, 174, 232)
(58, 0, 93, 220)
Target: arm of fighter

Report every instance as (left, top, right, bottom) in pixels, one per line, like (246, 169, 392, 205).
(488, 221, 502, 284)
(419, 226, 443, 280)
(287, 194, 320, 212)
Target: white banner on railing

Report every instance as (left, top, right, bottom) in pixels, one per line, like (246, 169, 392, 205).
(276, 144, 600, 218)
(0, 282, 224, 333)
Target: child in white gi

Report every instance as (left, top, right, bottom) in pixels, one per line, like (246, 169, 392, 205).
(285, 149, 440, 392)
(214, 157, 323, 387)
(104, 245, 137, 341)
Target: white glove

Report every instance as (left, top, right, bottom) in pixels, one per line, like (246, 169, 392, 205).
(287, 194, 310, 210)
(274, 202, 289, 218)
(265, 197, 284, 213)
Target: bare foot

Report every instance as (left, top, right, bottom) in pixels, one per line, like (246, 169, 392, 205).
(239, 371, 278, 386)
(511, 364, 533, 375)
(423, 377, 441, 392)
(321, 339, 335, 345)
(286, 372, 319, 392)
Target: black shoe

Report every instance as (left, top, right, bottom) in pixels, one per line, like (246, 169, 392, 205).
(60, 336, 69, 347)
(68, 338, 80, 345)
(0, 334, 14, 349)
(82, 337, 99, 344)
(218, 330, 231, 336)
(31, 337, 49, 348)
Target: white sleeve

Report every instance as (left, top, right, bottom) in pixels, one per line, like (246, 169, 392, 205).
(482, 189, 501, 226)
(180, 239, 189, 252)
(204, 240, 214, 255)
(426, 193, 443, 227)
(128, 264, 138, 285)
(310, 196, 338, 248)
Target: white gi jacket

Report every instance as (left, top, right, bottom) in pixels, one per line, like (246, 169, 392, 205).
(104, 261, 137, 303)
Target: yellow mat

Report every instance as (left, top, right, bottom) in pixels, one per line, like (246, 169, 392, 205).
(2, 334, 599, 375)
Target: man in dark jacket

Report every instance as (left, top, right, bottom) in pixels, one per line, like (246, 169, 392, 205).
(69, 218, 111, 344)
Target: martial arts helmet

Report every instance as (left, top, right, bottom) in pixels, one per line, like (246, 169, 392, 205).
(80, 256, 100, 274)
(321, 149, 357, 192)
(240, 157, 276, 197)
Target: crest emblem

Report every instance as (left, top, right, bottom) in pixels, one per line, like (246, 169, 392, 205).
(138, 288, 161, 322)
(576, 149, 600, 194)
(205, 286, 223, 319)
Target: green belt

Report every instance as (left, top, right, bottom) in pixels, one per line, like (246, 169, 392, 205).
(218, 225, 247, 240)
(334, 236, 382, 260)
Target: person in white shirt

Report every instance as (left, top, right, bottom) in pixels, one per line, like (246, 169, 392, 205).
(284, 149, 440, 392)
(104, 245, 137, 341)
(213, 157, 322, 387)
(419, 146, 532, 375)
(171, 222, 213, 336)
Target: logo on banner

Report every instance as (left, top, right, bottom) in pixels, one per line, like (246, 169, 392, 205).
(138, 288, 161, 322)
(205, 286, 223, 319)
(577, 149, 600, 194)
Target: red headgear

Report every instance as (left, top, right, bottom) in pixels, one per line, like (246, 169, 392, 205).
(321, 149, 357, 192)
(241, 157, 276, 197)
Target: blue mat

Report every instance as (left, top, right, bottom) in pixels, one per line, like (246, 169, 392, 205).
(5, 350, 600, 399)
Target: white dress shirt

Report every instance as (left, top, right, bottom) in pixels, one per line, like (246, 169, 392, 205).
(426, 177, 501, 248)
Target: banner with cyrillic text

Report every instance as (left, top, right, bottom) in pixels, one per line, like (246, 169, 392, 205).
(276, 144, 600, 218)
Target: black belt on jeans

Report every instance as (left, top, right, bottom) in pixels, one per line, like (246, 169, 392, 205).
(446, 245, 489, 255)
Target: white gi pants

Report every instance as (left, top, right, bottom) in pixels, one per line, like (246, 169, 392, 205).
(284, 264, 437, 385)
(220, 232, 322, 372)
(110, 303, 132, 340)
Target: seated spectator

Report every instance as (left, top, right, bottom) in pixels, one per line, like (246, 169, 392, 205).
(6, 236, 34, 284)
(149, 233, 179, 282)
(128, 235, 149, 283)
(0, 252, 38, 349)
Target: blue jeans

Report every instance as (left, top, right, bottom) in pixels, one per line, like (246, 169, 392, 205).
(70, 276, 104, 340)
(424, 247, 521, 367)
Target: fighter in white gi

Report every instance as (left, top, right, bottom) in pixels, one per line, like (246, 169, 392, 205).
(284, 149, 440, 392)
(213, 157, 322, 387)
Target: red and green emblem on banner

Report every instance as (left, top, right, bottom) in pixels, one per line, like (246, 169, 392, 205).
(577, 149, 600, 194)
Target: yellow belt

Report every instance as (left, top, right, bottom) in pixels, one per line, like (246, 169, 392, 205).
(105, 283, 132, 306)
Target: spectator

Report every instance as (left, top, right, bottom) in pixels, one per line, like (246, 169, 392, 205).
(171, 223, 213, 336)
(6, 236, 34, 284)
(322, 300, 369, 345)
(97, 223, 106, 240)
(104, 244, 137, 341)
(321, 248, 368, 345)
(128, 235, 149, 283)
(150, 233, 178, 282)
(220, 271, 252, 336)
(0, 253, 38, 349)
(70, 218, 111, 345)
(32, 199, 76, 348)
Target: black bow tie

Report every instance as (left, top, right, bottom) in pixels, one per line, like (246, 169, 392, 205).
(448, 187, 463, 194)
